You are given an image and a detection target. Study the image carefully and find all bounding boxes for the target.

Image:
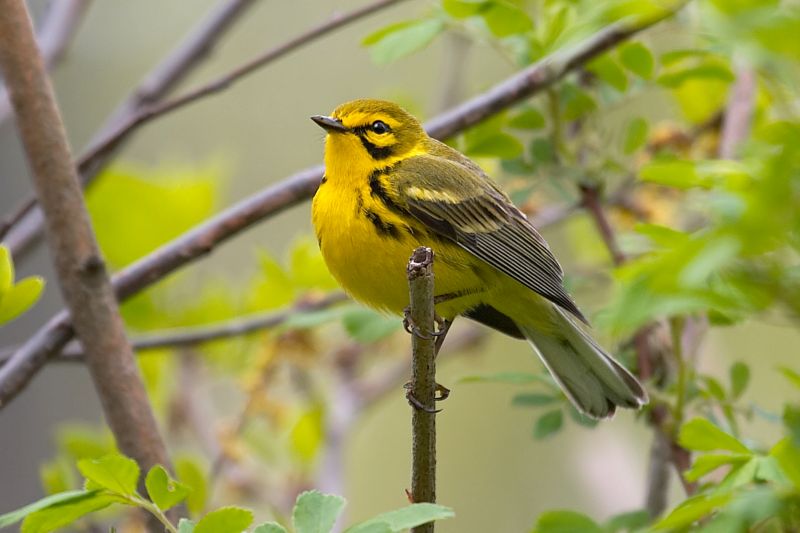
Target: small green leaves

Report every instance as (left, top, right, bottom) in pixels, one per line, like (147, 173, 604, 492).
(508, 107, 546, 130)
(481, 2, 532, 37)
(639, 159, 700, 189)
(175, 455, 208, 516)
(194, 506, 253, 533)
(77, 453, 140, 497)
(618, 41, 654, 79)
(678, 418, 750, 454)
(729, 362, 750, 399)
(362, 18, 444, 65)
(464, 132, 524, 159)
(253, 523, 289, 533)
(21, 491, 116, 533)
(442, 0, 486, 19)
(0, 490, 95, 529)
(345, 503, 454, 533)
(531, 510, 602, 533)
(587, 54, 628, 92)
(292, 491, 346, 533)
(623, 117, 649, 154)
(533, 409, 563, 439)
(145, 465, 191, 512)
(0, 245, 44, 326)
(342, 306, 401, 343)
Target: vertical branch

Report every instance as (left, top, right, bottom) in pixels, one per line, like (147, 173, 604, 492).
(0, 0, 170, 484)
(407, 247, 437, 533)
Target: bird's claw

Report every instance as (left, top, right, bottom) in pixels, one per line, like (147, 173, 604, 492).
(402, 307, 449, 340)
(404, 381, 450, 412)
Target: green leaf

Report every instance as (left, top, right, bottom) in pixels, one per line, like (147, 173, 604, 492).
(587, 54, 628, 92)
(293, 491, 346, 533)
(442, 0, 486, 18)
(0, 246, 12, 295)
(530, 138, 555, 166)
(481, 2, 533, 37)
(342, 306, 401, 343)
(779, 366, 800, 389)
(178, 518, 196, 533)
(465, 132, 524, 159)
(561, 84, 596, 121)
(0, 276, 44, 325)
(623, 118, 649, 154)
(508, 108, 546, 130)
(512, 393, 559, 406)
(639, 159, 701, 189)
(533, 409, 563, 439)
(345, 503, 454, 533)
(0, 490, 95, 528)
(729, 362, 750, 399)
(709, 0, 777, 14)
(145, 465, 191, 512)
(684, 453, 750, 482)
(365, 18, 444, 65)
(194, 506, 253, 533)
(654, 493, 733, 530)
(603, 509, 650, 532)
(253, 523, 289, 533)
(175, 455, 208, 517)
(20, 491, 116, 533)
(532, 510, 602, 533)
(77, 453, 140, 497)
(657, 64, 734, 88)
(784, 405, 800, 447)
(678, 418, 750, 454)
(619, 42, 654, 79)
(771, 438, 800, 488)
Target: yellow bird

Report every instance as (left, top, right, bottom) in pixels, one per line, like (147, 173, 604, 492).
(311, 99, 647, 418)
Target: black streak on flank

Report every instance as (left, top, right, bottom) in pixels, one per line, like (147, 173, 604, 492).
(359, 136, 393, 160)
(368, 168, 407, 216)
(364, 209, 399, 238)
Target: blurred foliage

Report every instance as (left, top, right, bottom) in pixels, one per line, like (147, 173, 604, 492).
(5, 0, 800, 531)
(0, 245, 44, 326)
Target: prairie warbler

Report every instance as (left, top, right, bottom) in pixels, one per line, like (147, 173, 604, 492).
(311, 99, 647, 418)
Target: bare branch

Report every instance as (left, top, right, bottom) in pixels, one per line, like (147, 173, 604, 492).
(0, 6, 685, 408)
(0, 0, 91, 126)
(719, 66, 756, 159)
(0, 0, 170, 489)
(0, 0, 409, 256)
(407, 248, 437, 530)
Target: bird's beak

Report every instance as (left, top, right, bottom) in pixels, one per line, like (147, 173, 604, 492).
(311, 115, 347, 133)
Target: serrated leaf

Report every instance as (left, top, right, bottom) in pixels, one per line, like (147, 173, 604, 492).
(292, 491, 346, 533)
(532, 510, 602, 533)
(684, 453, 750, 482)
(195, 506, 253, 533)
(619, 42, 654, 79)
(20, 491, 116, 533)
(465, 132, 523, 159)
(482, 2, 532, 37)
(729, 362, 749, 399)
(178, 518, 196, 533)
(77, 454, 140, 497)
(512, 393, 559, 406)
(678, 418, 750, 454)
(342, 307, 401, 343)
(366, 18, 444, 65)
(534, 409, 563, 439)
(0, 276, 44, 325)
(623, 118, 649, 154)
(345, 503, 454, 533)
(508, 108, 546, 130)
(253, 523, 289, 533)
(0, 490, 95, 528)
(145, 465, 191, 512)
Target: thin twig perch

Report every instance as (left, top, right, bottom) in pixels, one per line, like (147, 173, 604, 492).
(407, 247, 437, 533)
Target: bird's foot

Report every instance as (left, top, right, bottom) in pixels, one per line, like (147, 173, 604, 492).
(402, 307, 449, 340)
(404, 381, 451, 413)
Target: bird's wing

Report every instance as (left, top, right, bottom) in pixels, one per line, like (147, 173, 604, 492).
(392, 154, 586, 322)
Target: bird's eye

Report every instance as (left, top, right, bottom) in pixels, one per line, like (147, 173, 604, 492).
(370, 120, 390, 134)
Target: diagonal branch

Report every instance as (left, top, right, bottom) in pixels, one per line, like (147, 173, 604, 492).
(0, 4, 686, 408)
(0, 0, 91, 126)
(0, 0, 409, 257)
(0, 0, 171, 489)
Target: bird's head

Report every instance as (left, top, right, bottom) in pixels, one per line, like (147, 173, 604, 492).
(311, 99, 426, 165)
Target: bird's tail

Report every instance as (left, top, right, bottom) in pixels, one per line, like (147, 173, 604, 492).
(515, 308, 648, 419)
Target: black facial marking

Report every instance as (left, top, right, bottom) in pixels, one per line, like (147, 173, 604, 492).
(359, 136, 393, 160)
(320, 175, 328, 185)
(363, 208, 399, 238)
